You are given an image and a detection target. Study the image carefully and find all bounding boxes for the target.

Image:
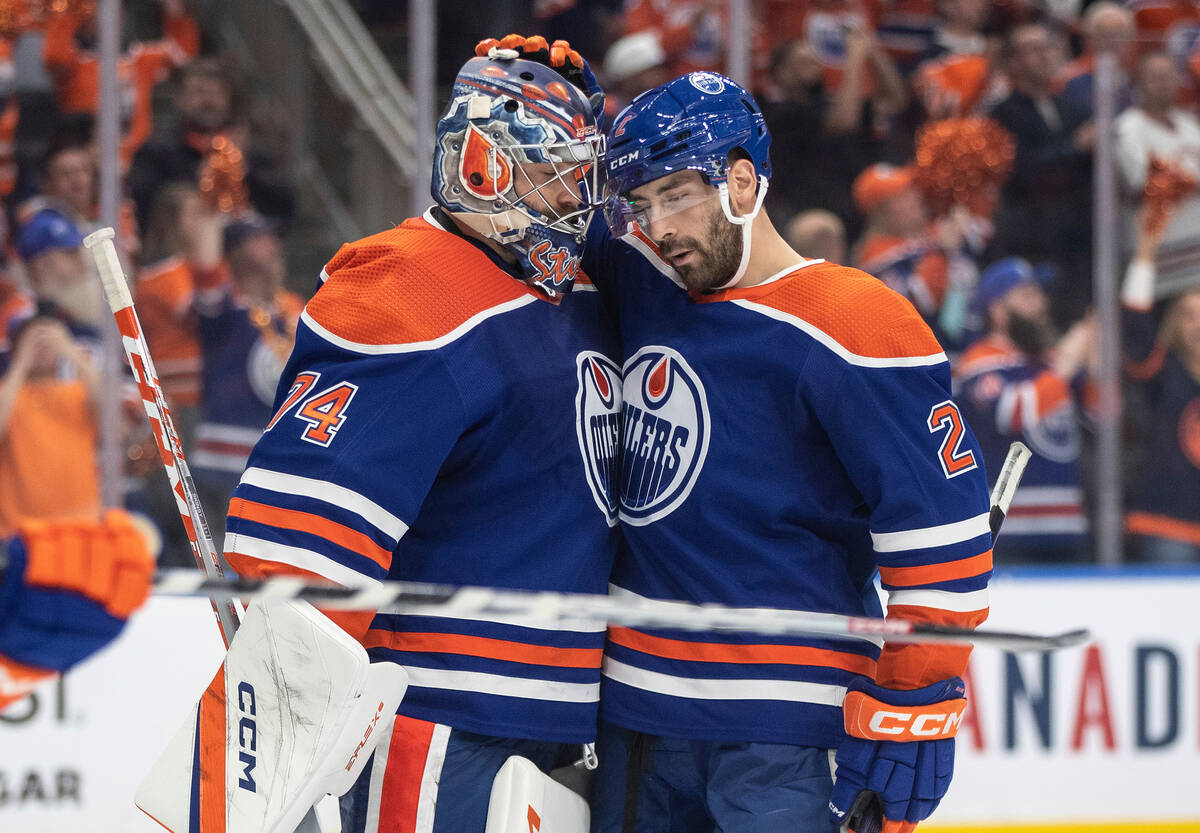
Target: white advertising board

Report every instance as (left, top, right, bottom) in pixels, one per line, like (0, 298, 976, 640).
(926, 569, 1200, 831)
(2, 572, 1199, 831)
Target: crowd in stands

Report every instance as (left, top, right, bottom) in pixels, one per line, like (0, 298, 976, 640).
(2, 0, 1200, 566)
(0, 0, 296, 565)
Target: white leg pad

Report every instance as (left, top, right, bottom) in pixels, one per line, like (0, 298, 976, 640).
(485, 756, 590, 833)
(135, 600, 408, 833)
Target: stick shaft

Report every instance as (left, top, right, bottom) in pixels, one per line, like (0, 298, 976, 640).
(83, 228, 241, 645)
(150, 569, 1088, 652)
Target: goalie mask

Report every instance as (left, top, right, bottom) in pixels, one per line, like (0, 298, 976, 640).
(432, 51, 604, 297)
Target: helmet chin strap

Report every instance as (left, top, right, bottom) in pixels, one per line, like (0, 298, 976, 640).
(714, 176, 769, 291)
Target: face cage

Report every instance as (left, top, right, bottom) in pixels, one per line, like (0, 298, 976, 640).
(491, 134, 605, 239)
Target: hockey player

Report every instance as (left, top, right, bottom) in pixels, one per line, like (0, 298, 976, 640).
(590, 71, 992, 833)
(0, 511, 154, 709)
(485, 37, 991, 831)
(209, 44, 620, 832)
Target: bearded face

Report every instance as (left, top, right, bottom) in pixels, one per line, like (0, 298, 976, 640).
(654, 196, 744, 294)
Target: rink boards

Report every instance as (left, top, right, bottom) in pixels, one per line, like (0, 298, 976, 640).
(1, 570, 1199, 832)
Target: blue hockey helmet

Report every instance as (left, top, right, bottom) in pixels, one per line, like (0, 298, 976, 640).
(602, 72, 771, 289)
(603, 71, 771, 232)
(432, 50, 604, 297)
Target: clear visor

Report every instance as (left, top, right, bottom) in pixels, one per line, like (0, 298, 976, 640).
(602, 178, 718, 237)
(498, 134, 605, 237)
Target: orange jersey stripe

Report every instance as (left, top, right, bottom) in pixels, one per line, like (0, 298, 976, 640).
(363, 630, 603, 669)
(227, 496, 392, 570)
(607, 626, 878, 675)
(1126, 511, 1200, 547)
(878, 550, 993, 587)
(197, 665, 227, 833)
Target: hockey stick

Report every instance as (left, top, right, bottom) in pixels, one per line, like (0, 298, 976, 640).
(145, 567, 1086, 652)
(844, 440, 1033, 833)
(83, 228, 242, 647)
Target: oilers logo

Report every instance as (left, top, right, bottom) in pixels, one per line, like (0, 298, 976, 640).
(620, 346, 710, 526)
(1024, 400, 1080, 465)
(576, 351, 622, 524)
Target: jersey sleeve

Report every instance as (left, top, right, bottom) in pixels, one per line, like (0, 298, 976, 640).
(222, 322, 468, 623)
(803, 322, 993, 690)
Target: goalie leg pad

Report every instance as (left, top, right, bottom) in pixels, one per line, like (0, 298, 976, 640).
(135, 600, 409, 833)
(339, 718, 568, 833)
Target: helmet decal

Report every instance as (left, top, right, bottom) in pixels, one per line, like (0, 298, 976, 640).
(688, 72, 726, 95)
(460, 124, 513, 200)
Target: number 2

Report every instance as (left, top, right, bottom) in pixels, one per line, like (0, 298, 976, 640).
(927, 400, 977, 478)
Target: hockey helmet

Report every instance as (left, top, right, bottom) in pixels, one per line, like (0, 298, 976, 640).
(602, 72, 771, 290)
(432, 50, 604, 297)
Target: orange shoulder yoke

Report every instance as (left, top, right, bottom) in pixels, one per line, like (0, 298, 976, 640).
(729, 262, 944, 361)
(306, 218, 535, 348)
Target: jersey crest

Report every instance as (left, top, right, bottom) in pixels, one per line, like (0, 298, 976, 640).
(576, 352, 622, 523)
(620, 346, 710, 526)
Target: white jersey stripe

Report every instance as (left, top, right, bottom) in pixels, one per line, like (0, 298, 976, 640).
(238, 466, 408, 543)
(1010, 485, 1083, 506)
(870, 511, 991, 552)
(224, 533, 382, 588)
(731, 300, 948, 369)
(602, 658, 847, 707)
(1000, 515, 1088, 535)
(886, 587, 990, 612)
(414, 724, 450, 833)
(398, 607, 607, 634)
(300, 294, 539, 356)
(403, 666, 600, 703)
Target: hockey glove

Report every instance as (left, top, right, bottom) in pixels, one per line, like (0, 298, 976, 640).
(829, 676, 967, 833)
(0, 510, 153, 675)
(475, 33, 605, 122)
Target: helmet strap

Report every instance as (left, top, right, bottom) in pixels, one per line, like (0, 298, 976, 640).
(714, 176, 769, 291)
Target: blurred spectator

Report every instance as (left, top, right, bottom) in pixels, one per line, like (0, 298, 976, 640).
(42, 0, 199, 166)
(851, 163, 948, 322)
(954, 257, 1095, 563)
(0, 302, 100, 538)
(876, 0, 939, 71)
(128, 56, 295, 234)
(17, 118, 141, 261)
(784, 208, 847, 262)
(622, 0, 736, 80)
(761, 33, 903, 235)
(911, 0, 1004, 119)
(1116, 51, 1200, 192)
(16, 207, 102, 330)
(989, 21, 1094, 326)
(136, 182, 206, 413)
(1122, 210, 1200, 562)
(1055, 1, 1135, 118)
(602, 30, 671, 114)
(189, 210, 303, 544)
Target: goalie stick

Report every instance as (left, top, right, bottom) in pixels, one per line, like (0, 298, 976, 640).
(83, 227, 242, 646)
(844, 439, 1033, 833)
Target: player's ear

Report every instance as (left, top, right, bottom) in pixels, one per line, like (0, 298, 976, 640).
(727, 156, 758, 215)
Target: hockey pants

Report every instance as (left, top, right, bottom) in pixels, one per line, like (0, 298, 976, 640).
(590, 722, 839, 833)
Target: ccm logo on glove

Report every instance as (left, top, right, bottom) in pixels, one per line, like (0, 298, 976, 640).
(843, 691, 968, 741)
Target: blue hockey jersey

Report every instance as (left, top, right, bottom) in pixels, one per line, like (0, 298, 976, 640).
(584, 223, 993, 748)
(223, 209, 621, 742)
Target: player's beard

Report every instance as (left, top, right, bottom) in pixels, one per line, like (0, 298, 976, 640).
(1008, 310, 1057, 359)
(661, 205, 744, 293)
